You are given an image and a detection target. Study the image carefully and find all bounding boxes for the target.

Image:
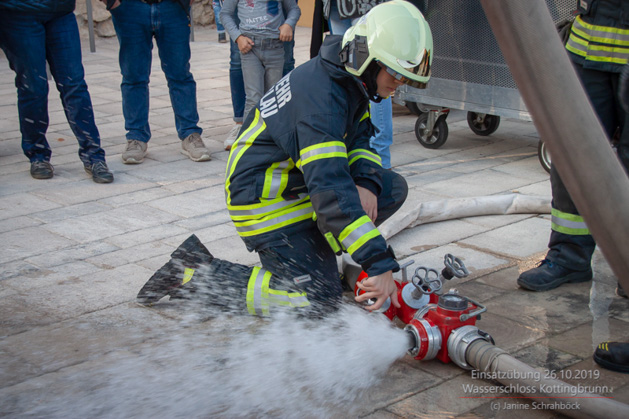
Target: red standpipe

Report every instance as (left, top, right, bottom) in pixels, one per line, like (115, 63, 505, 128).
(354, 255, 487, 364)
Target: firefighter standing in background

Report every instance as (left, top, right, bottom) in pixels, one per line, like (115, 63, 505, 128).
(518, 0, 629, 295)
(136, 0, 433, 315)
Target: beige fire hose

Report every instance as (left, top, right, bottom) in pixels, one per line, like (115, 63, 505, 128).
(378, 193, 550, 240)
(342, 194, 551, 289)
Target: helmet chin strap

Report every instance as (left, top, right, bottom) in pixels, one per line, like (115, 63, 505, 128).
(360, 61, 384, 103)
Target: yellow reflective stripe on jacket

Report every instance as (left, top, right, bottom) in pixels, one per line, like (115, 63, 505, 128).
(339, 215, 381, 255)
(233, 201, 315, 237)
(551, 208, 590, 235)
(566, 15, 629, 64)
(262, 160, 294, 199)
(296, 141, 347, 169)
(246, 266, 310, 316)
(228, 193, 309, 220)
(225, 110, 266, 205)
(324, 231, 342, 253)
(360, 110, 370, 122)
(348, 149, 382, 166)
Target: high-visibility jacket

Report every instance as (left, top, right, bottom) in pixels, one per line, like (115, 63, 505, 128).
(566, 0, 629, 73)
(224, 35, 399, 277)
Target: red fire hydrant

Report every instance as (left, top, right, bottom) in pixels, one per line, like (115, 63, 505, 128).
(355, 254, 492, 366)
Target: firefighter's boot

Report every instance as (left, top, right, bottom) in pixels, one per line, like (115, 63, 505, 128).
(517, 259, 592, 292)
(137, 234, 216, 304)
(136, 234, 309, 315)
(593, 342, 629, 374)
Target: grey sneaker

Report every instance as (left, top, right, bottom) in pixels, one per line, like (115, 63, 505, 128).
(181, 132, 211, 162)
(224, 124, 242, 151)
(84, 161, 114, 184)
(122, 140, 148, 164)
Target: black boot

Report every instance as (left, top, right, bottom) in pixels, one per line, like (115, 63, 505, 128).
(136, 235, 314, 315)
(517, 259, 592, 291)
(136, 235, 264, 312)
(593, 342, 629, 374)
(137, 234, 215, 304)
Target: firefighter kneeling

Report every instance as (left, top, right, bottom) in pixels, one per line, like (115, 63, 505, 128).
(137, 0, 433, 316)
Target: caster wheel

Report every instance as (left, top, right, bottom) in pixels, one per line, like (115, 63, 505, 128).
(467, 112, 500, 136)
(538, 140, 551, 174)
(406, 101, 424, 116)
(415, 113, 448, 149)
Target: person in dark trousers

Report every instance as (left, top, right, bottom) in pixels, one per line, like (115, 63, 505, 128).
(0, 0, 114, 183)
(518, 0, 629, 296)
(591, 64, 629, 376)
(136, 0, 433, 316)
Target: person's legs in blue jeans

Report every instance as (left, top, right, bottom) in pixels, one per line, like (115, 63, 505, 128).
(224, 36, 246, 150)
(0, 11, 105, 165)
(212, 0, 225, 34)
(153, 1, 201, 140)
(212, 0, 227, 42)
(0, 11, 52, 163)
(283, 39, 295, 76)
(229, 38, 246, 123)
(46, 12, 105, 164)
(369, 97, 393, 169)
(110, 2, 153, 143)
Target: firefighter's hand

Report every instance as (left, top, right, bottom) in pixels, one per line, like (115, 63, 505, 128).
(355, 271, 401, 311)
(236, 36, 254, 54)
(356, 185, 378, 222)
(279, 24, 293, 42)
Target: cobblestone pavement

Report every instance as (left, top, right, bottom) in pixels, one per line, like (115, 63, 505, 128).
(1, 23, 628, 419)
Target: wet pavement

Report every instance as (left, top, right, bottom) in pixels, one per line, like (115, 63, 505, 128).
(1, 23, 628, 419)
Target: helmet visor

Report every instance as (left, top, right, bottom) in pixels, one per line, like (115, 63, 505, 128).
(378, 48, 431, 89)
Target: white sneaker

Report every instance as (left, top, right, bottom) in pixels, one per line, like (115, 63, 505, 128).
(224, 124, 242, 151)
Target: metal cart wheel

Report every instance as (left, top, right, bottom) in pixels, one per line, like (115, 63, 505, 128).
(467, 112, 500, 136)
(415, 112, 449, 149)
(538, 140, 551, 173)
(406, 101, 424, 116)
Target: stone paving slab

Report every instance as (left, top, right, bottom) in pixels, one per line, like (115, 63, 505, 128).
(1, 22, 628, 419)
